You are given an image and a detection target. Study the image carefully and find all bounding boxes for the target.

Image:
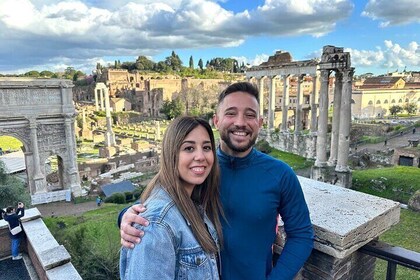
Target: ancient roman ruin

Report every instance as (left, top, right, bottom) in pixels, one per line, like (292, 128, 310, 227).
(0, 78, 82, 204)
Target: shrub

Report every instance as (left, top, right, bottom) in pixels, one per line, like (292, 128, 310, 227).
(255, 139, 272, 154)
(132, 186, 145, 200)
(104, 192, 126, 204)
(124, 191, 133, 201)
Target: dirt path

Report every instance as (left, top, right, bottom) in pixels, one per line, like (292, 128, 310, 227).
(35, 200, 99, 218)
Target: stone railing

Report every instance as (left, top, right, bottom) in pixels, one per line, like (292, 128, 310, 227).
(0, 208, 81, 279)
(274, 176, 401, 279)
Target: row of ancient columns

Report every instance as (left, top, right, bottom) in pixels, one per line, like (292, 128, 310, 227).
(94, 83, 115, 147)
(94, 87, 106, 111)
(254, 74, 319, 134)
(252, 67, 354, 173)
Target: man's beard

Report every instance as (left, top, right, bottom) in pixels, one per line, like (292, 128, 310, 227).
(220, 130, 257, 154)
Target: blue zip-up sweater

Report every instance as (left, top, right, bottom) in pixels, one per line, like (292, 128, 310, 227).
(217, 148, 314, 280)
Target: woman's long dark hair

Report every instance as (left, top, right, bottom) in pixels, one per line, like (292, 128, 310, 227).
(141, 116, 223, 253)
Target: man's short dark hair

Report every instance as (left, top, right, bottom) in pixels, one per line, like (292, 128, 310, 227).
(218, 82, 259, 105)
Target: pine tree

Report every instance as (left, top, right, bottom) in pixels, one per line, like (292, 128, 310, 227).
(189, 56, 194, 69)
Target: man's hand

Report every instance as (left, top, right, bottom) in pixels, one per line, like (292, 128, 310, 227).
(120, 204, 149, 248)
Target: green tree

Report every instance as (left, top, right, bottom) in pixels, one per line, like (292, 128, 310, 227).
(24, 70, 40, 77)
(154, 61, 170, 72)
(165, 51, 183, 71)
(135, 56, 155, 70)
(120, 62, 136, 71)
(40, 71, 54, 77)
(160, 98, 185, 120)
(198, 58, 203, 70)
(0, 162, 31, 210)
(189, 55, 194, 69)
(389, 105, 403, 116)
(403, 102, 417, 115)
(73, 70, 85, 82)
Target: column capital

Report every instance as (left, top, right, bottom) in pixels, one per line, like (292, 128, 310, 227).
(342, 68, 355, 83)
(28, 117, 37, 129)
(335, 71, 343, 80)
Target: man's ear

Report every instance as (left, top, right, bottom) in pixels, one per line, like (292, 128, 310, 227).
(213, 113, 219, 129)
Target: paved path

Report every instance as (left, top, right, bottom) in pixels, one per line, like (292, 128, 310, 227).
(35, 200, 98, 218)
(355, 128, 420, 153)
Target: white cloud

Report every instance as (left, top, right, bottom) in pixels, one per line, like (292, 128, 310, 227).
(231, 54, 270, 67)
(0, 0, 353, 73)
(362, 0, 420, 26)
(347, 41, 420, 72)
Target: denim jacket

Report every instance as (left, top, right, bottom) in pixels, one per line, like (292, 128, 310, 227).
(120, 187, 220, 280)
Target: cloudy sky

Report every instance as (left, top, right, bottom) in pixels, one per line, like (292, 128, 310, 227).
(0, 0, 419, 75)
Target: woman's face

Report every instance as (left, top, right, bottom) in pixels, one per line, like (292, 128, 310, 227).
(178, 125, 214, 196)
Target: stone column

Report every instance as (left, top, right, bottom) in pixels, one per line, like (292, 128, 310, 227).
(29, 118, 46, 193)
(281, 75, 290, 132)
(295, 74, 304, 134)
(310, 74, 319, 134)
(258, 77, 265, 117)
(328, 71, 343, 166)
(336, 68, 354, 173)
(64, 114, 78, 174)
(100, 89, 105, 111)
(64, 114, 82, 196)
(156, 120, 161, 141)
(94, 89, 99, 111)
(315, 70, 330, 167)
(104, 87, 116, 147)
(268, 76, 276, 130)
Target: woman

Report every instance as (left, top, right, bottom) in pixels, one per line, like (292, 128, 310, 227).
(120, 116, 223, 280)
(3, 202, 25, 260)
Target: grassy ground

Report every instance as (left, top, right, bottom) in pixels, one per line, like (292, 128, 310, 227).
(375, 209, 420, 280)
(0, 136, 23, 152)
(352, 166, 420, 279)
(269, 149, 314, 170)
(44, 203, 127, 280)
(352, 166, 420, 204)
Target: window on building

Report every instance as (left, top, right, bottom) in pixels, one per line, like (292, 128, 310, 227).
(398, 99, 403, 103)
(384, 100, 388, 104)
(391, 99, 396, 103)
(376, 100, 381, 104)
(368, 100, 373, 105)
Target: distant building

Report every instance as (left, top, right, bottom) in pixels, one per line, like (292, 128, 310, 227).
(352, 76, 420, 119)
(110, 97, 131, 112)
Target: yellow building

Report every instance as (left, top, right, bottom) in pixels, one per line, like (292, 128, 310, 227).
(352, 76, 420, 119)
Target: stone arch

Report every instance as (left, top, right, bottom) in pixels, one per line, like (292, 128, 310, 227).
(368, 100, 373, 105)
(391, 99, 396, 103)
(0, 78, 82, 204)
(384, 99, 388, 104)
(376, 100, 381, 104)
(398, 99, 403, 103)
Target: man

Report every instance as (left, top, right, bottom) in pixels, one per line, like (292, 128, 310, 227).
(119, 82, 314, 279)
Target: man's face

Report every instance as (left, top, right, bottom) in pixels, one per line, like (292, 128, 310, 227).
(213, 91, 263, 157)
